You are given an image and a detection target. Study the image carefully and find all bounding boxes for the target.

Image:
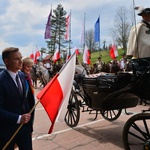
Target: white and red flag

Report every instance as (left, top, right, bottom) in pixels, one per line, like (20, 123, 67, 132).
(66, 49, 71, 61)
(65, 15, 70, 40)
(53, 47, 60, 63)
(36, 52, 76, 134)
(110, 43, 118, 59)
(70, 46, 80, 56)
(74, 46, 80, 55)
(29, 50, 34, 60)
(83, 45, 91, 64)
(34, 47, 41, 64)
(29, 48, 41, 64)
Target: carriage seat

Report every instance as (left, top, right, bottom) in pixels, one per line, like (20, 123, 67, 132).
(82, 72, 132, 90)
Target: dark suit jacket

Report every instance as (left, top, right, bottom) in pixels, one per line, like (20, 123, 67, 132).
(0, 70, 31, 139)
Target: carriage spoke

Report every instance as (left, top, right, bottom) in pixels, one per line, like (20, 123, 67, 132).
(65, 90, 80, 127)
(101, 109, 122, 121)
(123, 113, 150, 150)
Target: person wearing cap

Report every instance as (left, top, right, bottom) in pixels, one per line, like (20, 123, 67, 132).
(95, 56, 104, 72)
(126, 7, 150, 58)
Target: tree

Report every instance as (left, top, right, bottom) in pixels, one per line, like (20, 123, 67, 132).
(102, 40, 106, 50)
(110, 7, 132, 54)
(85, 29, 96, 52)
(46, 4, 67, 55)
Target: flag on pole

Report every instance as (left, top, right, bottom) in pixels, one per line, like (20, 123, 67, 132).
(94, 17, 100, 42)
(36, 53, 76, 134)
(80, 20, 85, 45)
(110, 43, 118, 59)
(34, 47, 41, 64)
(83, 45, 91, 64)
(66, 49, 71, 61)
(70, 46, 80, 56)
(53, 47, 60, 63)
(44, 9, 52, 39)
(74, 46, 80, 55)
(30, 50, 34, 60)
(65, 15, 70, 40)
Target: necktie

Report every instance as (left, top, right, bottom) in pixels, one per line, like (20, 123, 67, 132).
(16, 74, 23, 95)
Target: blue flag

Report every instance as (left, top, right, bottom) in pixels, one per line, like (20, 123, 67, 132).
(94, 17, 100, 42)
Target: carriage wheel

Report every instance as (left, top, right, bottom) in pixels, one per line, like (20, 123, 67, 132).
(100, 109, 122, 121)
(123, 113, 150, 150)
(64, 90, 80, 127)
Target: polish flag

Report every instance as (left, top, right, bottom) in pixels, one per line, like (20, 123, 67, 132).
(30, 50, 34, 60)
(70, 46, 80, 56)
(36, 53, 76, 134)
(34, 48, 41, 64)
(110, 43, 118, 59)
(66, 49, 71, 61)
(83, 45, 91, 64)
(74, 46, 80, 55)
(53, 47, 60, 62)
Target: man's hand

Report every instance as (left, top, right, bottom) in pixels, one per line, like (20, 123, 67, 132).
(20, 113, 31, 124)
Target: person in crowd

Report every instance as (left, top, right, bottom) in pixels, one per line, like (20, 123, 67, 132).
(110, 59, 120, 74)
(119, 54, 127, 71)
(126, 7, 150, 58)
(0, 47, 33, 150)
(95, 56, 104, 72)
(21, 56, 35, 133)
(30, 64, 38, 89)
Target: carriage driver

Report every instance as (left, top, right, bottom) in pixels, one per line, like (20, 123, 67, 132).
(126, 7, 150, 59)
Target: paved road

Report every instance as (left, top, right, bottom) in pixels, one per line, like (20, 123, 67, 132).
(16, 84, 149, 150)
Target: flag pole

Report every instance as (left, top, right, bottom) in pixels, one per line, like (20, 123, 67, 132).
(83, 13, 86, 52)
(98, 15, 100, 57)
(2, 101, 40, 150)
(69, 10, 71, 51)
(132, 0, 139, 58)
(59, 52, 76, 74)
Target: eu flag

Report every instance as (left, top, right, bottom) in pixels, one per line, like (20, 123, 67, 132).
(94, 17, 100, 42)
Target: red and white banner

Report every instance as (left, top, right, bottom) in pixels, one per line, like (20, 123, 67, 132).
(70, 46, 80, 55)
(65, 15, 70, 40)
(83, 45, 91, 64)
(66, 49, 71, 61)
(29, 48, 41, 64)
(30, 50, 34, 60)
(53, 47, 60, 62)
(36, 53, 76, 134)
(110, 44, 118, 59)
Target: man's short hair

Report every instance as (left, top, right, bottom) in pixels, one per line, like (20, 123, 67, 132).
(2, 47, 19, 60)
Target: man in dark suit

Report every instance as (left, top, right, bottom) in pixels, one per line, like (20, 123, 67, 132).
(0, 47, 33, 150)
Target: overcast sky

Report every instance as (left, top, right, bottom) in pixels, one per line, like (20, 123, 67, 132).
(0, 0, 149, 57)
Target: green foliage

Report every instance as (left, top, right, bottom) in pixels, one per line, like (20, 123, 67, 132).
(47, 4, 67, 53)
(77, 49, 124, 65)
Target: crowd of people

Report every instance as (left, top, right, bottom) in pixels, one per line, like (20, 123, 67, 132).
(82, 55, 128, 75)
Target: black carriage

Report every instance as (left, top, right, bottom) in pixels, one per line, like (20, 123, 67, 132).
(65, 57, 150, 150)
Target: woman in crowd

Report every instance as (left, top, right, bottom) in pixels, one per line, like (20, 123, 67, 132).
(21, 56, 35, 133)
